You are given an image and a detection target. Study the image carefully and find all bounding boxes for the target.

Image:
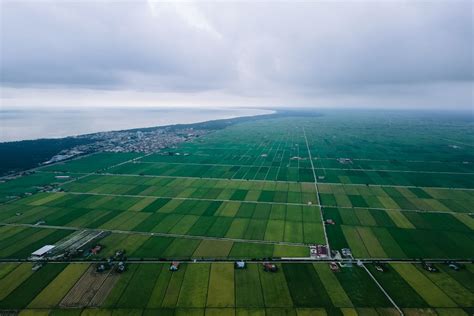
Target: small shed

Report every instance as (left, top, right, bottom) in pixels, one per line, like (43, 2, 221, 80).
(235, 260, 246, 269)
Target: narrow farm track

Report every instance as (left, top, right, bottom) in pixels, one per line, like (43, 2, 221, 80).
(0, 222, 308, 247)
(128, 161, 474, 175)
(362, 263, 404, 315)
(302, 127, 331, 256)
(62, 190, 315, 207)
(36, 169, 474, 191)
(1, 257, 472, 264)
(137, 150, 474, 164)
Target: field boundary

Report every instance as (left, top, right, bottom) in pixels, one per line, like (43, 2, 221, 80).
(0, 222, 309, 247)
(302, 127, 330, 255)
(130, 161, 474, 175)
(362, 263, 404, 315)
(36, 170, 474, 191)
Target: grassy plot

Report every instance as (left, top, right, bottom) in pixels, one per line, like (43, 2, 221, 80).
(206, 263, 235, 307)
(116, 264, 162, 308)
(28, 263, 89, 308)
(163, 238, 201, 258)
(283, 221, 304, 243)
(235, 264, 264, 307)
(2, 228, 73, 259)
(273, 245, 309, 257)
(146, 265, 172, 308)
(229, 242, 274, 258)
(41, 152, 141, 173)
(264, 220, 285, 241)
(192, 240, 234, 257)
(0, 263, 67, 309)
(161, 264, 188, 308)
(28, 193, 65, 206)
(365, 264, 427, 308)
(391, 263, 457, 307)
(102, 265, 139, 308)
(258, 263, 293, 307)
(371, 227, 407, 258)
(282, 263, 332, 307)
(313, 264, 353, 308)
(0, 263, 35, 301)
(334, 266, 390, 307)
(417, 265, 474, 307)
(341, 226, 369, 257)
(356, 227, 387, 258)
(303, 221, 325, 244)
(177, 263, 210, 308)
(205, 217, 233, 237)
(0, 262, 19, 279)
(128, 197, 157, 211)
(385, 211, 415, 229)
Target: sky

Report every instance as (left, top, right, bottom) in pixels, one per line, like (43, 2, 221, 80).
(0, 0, 473, 110)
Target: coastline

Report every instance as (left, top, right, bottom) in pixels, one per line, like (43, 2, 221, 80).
(0, 107, 275, 143)
(0, 109, 278, 177)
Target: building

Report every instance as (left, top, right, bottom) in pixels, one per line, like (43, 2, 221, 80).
(31, 245, 55, 260)
(316, 245, 329, 258)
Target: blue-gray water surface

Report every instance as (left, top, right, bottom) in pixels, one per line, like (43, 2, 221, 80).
(0, 107, 272, 142)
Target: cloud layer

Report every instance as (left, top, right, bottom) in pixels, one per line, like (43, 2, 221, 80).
(1, 0, 472, 109)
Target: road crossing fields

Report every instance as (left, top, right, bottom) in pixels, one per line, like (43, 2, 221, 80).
(0, 111, 473, 313)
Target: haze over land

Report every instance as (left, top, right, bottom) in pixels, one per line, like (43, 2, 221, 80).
(1, 1, 472, 110)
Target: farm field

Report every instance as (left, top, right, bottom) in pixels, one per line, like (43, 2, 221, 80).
(0, 172, 73, 203)
(0, 111, 473, 313)
(0, 262, 472, 314)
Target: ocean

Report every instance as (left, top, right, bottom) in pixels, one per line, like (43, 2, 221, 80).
(0, 107, 273, 142)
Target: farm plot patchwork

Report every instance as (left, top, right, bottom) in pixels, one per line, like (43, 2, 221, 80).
(0, 112, 473, 313)
(1, 262, 472, 314)
(368, 263, 474, 313)
(318, 183, 474, 213)
(0, 172, 74, 203)
(0, 175, 325, 258)
(0, 226, 74, 259)
(40, 152, 142, 173)
(323, 207, 474, 259)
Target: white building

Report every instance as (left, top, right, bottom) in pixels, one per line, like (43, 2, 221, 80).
(31, 245, 55, 260)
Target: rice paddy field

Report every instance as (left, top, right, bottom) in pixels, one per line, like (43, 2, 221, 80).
(0, 262, 472, 315)
(0, 110, 473, 313)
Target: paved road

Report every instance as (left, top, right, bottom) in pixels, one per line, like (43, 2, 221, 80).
(302, 126, 330, 256)
(0, 257, 471, 264)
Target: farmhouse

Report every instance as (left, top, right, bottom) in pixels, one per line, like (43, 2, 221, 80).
(337, 158, 352, 164)
(235, 260, 246, 269)
(55, 175, 71, 179)
(316, 245, 329, 258)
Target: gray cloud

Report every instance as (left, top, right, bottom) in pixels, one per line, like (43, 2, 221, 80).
(0, 0, 472, 109)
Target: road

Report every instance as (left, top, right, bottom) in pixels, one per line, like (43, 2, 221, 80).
(302, 126, 331, 256)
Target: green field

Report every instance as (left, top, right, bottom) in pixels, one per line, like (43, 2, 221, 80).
(0, 262, 472, 314)
(0, 111, 473, 312)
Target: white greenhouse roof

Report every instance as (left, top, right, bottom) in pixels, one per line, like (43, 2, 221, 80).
(32, 245, 55, 256)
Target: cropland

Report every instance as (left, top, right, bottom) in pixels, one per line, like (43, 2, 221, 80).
(0, 110, 473, 315)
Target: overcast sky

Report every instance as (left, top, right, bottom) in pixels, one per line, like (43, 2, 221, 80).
(0, 0, 472, 110)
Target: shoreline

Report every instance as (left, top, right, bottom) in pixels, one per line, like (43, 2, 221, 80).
(0, 107, 275, 143)
(0, 110, 280, 178)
